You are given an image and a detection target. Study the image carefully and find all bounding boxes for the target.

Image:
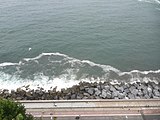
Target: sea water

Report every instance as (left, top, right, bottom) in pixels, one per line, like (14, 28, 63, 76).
(0, 0, 160, 90)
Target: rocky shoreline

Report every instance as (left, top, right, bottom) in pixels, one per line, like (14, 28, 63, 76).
(0, 81, 160, 100)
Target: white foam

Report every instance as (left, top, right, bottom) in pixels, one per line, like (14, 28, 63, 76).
(155, 0, 160, 4)
(23, 52, 68, 61)
(138, 0, 153, 3)
(0, 62, 18, 67)
(0, 71, 79, 91)
(138, 0, 160, 4)
(0, 52, 159, 91)
(28, 48, 32, 51)
(119, 69, 160, 76)
(81, 60, 120, 73)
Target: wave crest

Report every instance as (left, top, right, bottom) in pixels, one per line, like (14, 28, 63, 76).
(0, 52, 159, 90)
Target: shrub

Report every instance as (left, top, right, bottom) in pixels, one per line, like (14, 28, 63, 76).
(0, 98, 34, 120)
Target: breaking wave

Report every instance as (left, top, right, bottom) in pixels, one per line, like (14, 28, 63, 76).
(138, 0, 160, 4)
(0, 52, 160, 90)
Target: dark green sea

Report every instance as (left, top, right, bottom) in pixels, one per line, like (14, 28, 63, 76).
(0, 0, 160, 90)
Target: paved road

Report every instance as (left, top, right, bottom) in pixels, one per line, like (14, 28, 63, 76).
(19, 99, 160, 120)
(39, 115, 160, 120)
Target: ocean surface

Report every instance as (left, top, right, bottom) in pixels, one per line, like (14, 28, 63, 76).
(0, 0, 160, 90)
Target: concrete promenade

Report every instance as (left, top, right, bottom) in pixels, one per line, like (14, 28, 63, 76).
(20, 99, 160, 120)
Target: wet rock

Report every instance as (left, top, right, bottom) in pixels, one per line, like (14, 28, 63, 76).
(16, 97, 22, 100)
(76, 95, 82, 99)
(87, 88, 94, 95)
(131, 89, 138, 96)
(104, 85, 110, 91)
(153, 89, 160, 97)
(112, 91, 119, 98)
(97, 85, 101, 90)
(129, 86, 136, 92)
(3, 89, 9, 94)
(139, 84, 147, 90)
(0, 81, 159, 100)
(128, 93, 135, 99)
(118, 93, 125, 99)
(151, 83, 159, 90)
(124, 88, 130, 94)
(106, 92, 112, 99)
(135, 96, 141, 99)
(114, 97, 119, 99)
(137, 90, 143, 97)
(147, 86, 152, 93)
(11, 89, 15, 94)
(116, 86, 124, 93)
(94, 88, 101, 96)
(101, 90, 107, 99)
(153, 96, 159, 99)
(83, 92, 90, 97)
(142, 89, 148, 95)
(110, 86, 116, 92)
(71, 94, 76, 99)
(144, 94, 150, 99)
(25, 92, 33, 99)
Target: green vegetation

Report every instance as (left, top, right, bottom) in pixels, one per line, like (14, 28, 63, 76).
(0, 98, 34, 120)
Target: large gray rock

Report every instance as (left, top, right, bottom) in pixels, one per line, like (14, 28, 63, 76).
(144, 94, 150, 99)
(118, 93, 125, 99)
(110, 86, 116, 92)
(153, 89, 160, 97)
(87, 88, 94, 95)
(71, 94, 76, 99)
(151, 83, 159, 90)
(123, 84, 129, 89)
(116, 86, 124, 92)
(137, 90, 143, 97)
(26, 92, 33, 99)
(97, 85, 101, 90)
(83, 92, 90, 97)
(106, 92, 112, 99)
(3, 89, 9, 94)
(142, 89, 148, 95)
(147, 86, 152, 93)
(124, 88, 130, 94)
(128, 93, 135, 99)
(101, 90, 107, 99)
(139, 84, 147, 90)
(80, 86, 85, 91)
(104, 85, 110, 91)
(135, 96, 141, 99)
(94, 88, 101, 96)
(131, 89, 138, 96)
(129, 86, 136, 92)
(112, 91, 119, 98)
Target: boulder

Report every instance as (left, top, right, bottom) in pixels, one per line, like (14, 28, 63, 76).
(101, 90, 107, 99)
(104, 85, 110, 91)
(144, 94, 150, 99)
(106, 92, 112, 99)
(124, 88, 130, 94)
(131, 89, 138, 96)
(3, 89, 9, 94)
(128, 93, 135, 99)
(83, 92, 90, 97)
(71, 94, 76, 99)
(110, 86, 116, 92)
(87, 88, 94, 95)
(112, 91, 119, 98)
(118, 93, 125, 99)
(153, 89, 160, 97)
(94, 88, 101, 96)
(116, 86, 124, 93)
